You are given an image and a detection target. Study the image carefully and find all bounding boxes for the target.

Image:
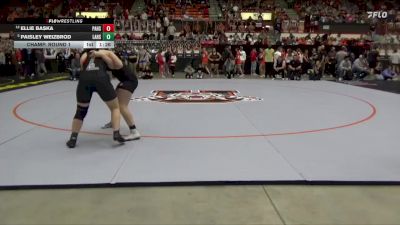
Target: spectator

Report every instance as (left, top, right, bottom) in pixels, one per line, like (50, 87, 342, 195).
(99, 0, 105, 8)
(203, 7, 209, 16)
(184, 62, 196, 79)
(15, 48, 23, 79)
(35, 49, 47, 77)
(235, 48, 244, 77)
(352, 54, 369, 80)
(201, 48, 211, 76)
(141, 11, 148, 21)
(264, 46, 274, 78)
(164, 48, 171, 77)
(379, 66, 398, 80)
(250, 48, 258, 76)
(156, 49, 165, 78)
(273, 55, 286, 79)
(183, 10, 191, 19)
(28, 49, 36, 78)
(367, 46, 380, 74)
(302, 49, 312, 74)
(156, 18, 162, 33)
(258, 48, 265, 78)
(338, 56, 353, 81)
(142, 32, 150, 40)
(149, 32, 157, 40)
(208, 48, 222, 76)
(138, 47, 151, 76)
(310, 59, 323, 80)
(115, 3, 123, 19)
(238, 22, 246, 32)
(163, 16, 169, 35)
(115, 33, 122, 40)
(349, 52, 356, 63)
(70, 52, 80, 81)
(225, 51, 235, 79)
(122, 33, 129, 40)
(325, 47, 337, 76)
(21, 48, 29, 78)
(389, 48, 400, 74)
(239, 46, 246, 76)
(256, 16, 263, 31)
(128, 47, 138, 74)
(0, 48, 5, 71)
(317, 45, 327, 74)
(195, 64, 208, 79)
(194, 22, 202, 35)
(123, 9, 129, 20)
(141, 64, 154, 79)
(222, 46, 232, 70)
(336, 46, 348, 64)
(248, 23, 255, 32)
(169, 50, 177, 78)
(288, 53, 302, 80)
(167, 22, 176, 40)
(274, 46, 283, 60)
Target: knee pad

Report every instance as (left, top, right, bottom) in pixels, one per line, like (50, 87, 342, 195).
(74, 105, 89, 121)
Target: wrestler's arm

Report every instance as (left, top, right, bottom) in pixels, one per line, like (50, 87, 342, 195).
(98, 50, 123, 70)
(80, 52, 87, 69)
(88, 50, 116, 69)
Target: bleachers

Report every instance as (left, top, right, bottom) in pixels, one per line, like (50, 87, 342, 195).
(59, 0, 135, 18)
(162, 2, 209, 19)
(0, 0, 63, 22)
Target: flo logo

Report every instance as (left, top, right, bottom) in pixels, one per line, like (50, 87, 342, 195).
(367, 11, 388, 19)
(132, 90, 262, 103)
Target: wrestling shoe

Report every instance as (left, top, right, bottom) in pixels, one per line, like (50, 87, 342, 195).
(124, 129, 141, 141)
(66, 138, 77, 148)
(113, 132, 126, 143)
(101, 122, 112, 129)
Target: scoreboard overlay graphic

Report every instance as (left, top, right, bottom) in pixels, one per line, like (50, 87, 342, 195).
(13, 18, 115, 49)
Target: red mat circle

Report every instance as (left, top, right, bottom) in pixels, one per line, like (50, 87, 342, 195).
(12, 87, 377, 139)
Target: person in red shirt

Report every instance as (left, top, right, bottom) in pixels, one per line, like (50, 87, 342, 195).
(235, 48, 243, 76)
(124, 9, 129, 20)
(156, 50, 165, 78)
(250, 48, 258, 76)
(115, 33, 122, 40)
(201, 48, 211, 76)
(203, 7, 209, 15)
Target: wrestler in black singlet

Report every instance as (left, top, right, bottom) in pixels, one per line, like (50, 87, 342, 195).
(111, 65, 138, 93)
(66, 52, 124, 148)
(77, 55, 117, 103)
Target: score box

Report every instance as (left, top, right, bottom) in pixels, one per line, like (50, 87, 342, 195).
(102, 32, 115, 41)
(102, 24, 114, 32)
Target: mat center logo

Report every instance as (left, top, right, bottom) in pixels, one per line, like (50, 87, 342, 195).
(132, 90, 262, 103)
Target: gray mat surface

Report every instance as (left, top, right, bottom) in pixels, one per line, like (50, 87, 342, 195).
(0, 80, 399, 187)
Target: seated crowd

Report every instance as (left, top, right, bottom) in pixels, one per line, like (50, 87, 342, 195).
(292, 0, 400, 33)
(1, 31, 399, 81)
(175, 44, 399, 81)
(0, 0, 399, 81)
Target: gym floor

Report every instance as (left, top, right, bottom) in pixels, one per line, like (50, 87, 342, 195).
(1, 185, 400, 225)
